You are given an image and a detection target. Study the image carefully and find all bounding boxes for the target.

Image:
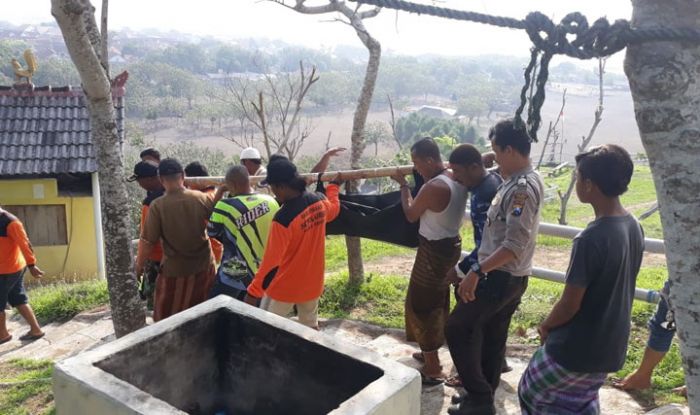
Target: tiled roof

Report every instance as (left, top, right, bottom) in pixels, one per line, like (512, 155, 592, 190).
(0, 83, 125, 176)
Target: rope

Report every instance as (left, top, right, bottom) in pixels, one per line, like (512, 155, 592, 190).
(350, 0, 700, 142)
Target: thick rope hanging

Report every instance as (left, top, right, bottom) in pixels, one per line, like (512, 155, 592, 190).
(350, 0, 700, 142)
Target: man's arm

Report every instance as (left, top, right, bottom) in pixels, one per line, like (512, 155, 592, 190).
(136, 203, 161, 275)
(8, 221, 43, 278)
(392, 177, 449, 223)
(538, 284, 587, 343)
(135, 239, 155, 275)
(311, 147, 346, 174)
(320, 182, 341, 222)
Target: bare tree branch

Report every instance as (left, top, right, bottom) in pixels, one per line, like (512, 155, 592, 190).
(558, 59, 606, 225)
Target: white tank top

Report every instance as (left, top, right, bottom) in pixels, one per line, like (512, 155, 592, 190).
(419, 174, 469, 240)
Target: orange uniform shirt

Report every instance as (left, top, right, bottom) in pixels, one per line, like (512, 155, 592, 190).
(248, 184, 340, 303)
(139, 190, 164, 262)
(202, 187, 223, 263)
(0, 210, 37, 275)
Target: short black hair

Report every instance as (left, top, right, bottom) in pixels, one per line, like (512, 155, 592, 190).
(225, 165, 249, 187)
(449, 144, 483, 167)
(184, 161, 210, 177)
(575, 144, 633, 197)
(489, 119, 531, 156)
(410, 137, 441, 161)
(268, 154, 288, 164)
(157, 158, 184, 178)
(140, 148, 161, 161)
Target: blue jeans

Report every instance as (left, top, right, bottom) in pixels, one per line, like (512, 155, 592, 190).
(647, 280, 675, 353)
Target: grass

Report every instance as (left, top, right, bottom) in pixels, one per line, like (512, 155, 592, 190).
(540, 165, 663, 239)
(319, 272, 409, 328)
(0, 359, 55, 415)
(27, 279, 109, 324)
(319, 266, 683, 407)
(325, 236, 412, 271)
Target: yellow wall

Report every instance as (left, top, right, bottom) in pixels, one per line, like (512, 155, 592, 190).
(0, 178, 98, 283)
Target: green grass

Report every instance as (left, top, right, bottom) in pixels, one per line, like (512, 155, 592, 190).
(325, 236, 412, 271)
(540, 165, 663, 240)
(0, 359, 54, 415)
(319, 272, 409, 328)
(320, 267, 682, 407)
(27, 279, 109, 324)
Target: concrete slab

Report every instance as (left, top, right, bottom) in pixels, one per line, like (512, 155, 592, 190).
(53, 296, 421, 415)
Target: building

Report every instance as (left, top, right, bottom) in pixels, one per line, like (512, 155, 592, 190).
(0, 78, 127, 280)
(412, 105, 458, 119)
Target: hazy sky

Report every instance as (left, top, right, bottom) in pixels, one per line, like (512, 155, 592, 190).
(8, 0, 633, 71)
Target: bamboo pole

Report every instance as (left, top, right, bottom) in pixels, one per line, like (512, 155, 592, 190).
(184, 165, 415, 187)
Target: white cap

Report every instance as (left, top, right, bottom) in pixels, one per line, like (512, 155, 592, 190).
(240, 147, 261, 160)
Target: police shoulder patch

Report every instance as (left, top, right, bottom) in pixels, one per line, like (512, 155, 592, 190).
(511, 191, 528, 217)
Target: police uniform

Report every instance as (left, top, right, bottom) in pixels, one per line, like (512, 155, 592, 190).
(445, 167, 544, 409)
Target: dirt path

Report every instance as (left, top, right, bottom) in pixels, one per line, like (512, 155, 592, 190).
(361, 246, 666, 278)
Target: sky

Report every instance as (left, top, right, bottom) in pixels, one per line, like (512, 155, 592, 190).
(6, 0, 633, 71)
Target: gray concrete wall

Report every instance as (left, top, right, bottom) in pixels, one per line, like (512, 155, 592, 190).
(53, 296, 421, 415)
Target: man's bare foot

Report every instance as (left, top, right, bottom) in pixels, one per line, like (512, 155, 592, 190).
(613, 372, 652, 391)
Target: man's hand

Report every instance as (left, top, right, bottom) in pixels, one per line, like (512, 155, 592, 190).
(457, 271, 479, 302)
(482, 152, 496, 169)
(537, 325, 549, 345)
(28, 266, 44, 279)
(244, 294, 260, 307)
(134, 262, 144, 277)
(328, 172, 343, 184)
(324, 147, 346, 158)
(391, 174, 408, 186)
(446, 267, 461, 285)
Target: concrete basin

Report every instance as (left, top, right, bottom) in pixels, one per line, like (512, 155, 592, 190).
(53, 296, 420, 414)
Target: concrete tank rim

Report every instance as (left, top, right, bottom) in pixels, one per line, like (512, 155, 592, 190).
(55, 295, 421, 415)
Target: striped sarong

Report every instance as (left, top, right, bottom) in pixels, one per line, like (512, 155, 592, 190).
(518, 347, 607, 415)
(405, 235, 461, 352)
(154, 263, 215, 322)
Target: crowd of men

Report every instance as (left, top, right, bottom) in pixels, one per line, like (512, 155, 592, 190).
(0, 116, 675, 414)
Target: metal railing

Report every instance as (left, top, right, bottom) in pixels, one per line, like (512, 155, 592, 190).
(464, 219, 665, 304)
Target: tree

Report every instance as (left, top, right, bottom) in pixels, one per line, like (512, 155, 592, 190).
(271, 0, 382, 285)
(213, 61, 319, 161)
(364, 120, 391, 156)
(558, 59, 606, 225)
(625, 1, 700, 409)
(52, 0, 145, 337)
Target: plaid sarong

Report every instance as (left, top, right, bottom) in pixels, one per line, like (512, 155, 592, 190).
(518, 347, 607, 415)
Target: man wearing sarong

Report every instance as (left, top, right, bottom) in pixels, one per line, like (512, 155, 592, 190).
(446, 120, 543, 415)
(518, 145, 644, 415)
(392, 137, 468, 385)
(135, 158, 225, 321)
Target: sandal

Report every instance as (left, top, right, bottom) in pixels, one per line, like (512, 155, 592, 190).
(19, 331, 45, 341)
(445, 375, 463, 388)
(421, 372, 444, 386)
(412, 351, 425, 363)
(0, 335, 12, 345)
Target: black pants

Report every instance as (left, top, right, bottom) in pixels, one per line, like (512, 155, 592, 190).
(445, 271, 528, 404)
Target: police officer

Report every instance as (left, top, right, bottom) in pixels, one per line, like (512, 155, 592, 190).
(445, 119, 544, 415)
